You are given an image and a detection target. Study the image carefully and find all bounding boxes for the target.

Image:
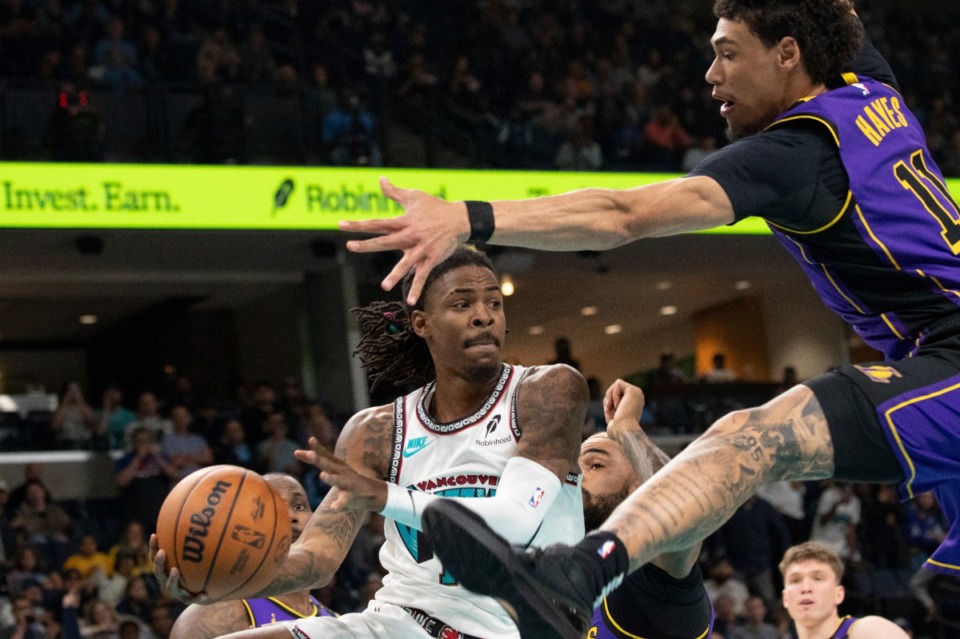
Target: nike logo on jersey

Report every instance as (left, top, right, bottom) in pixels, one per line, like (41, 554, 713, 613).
(402, 436, 435, 458)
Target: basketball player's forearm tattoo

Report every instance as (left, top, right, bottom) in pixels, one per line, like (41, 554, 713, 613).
(610, 425, 671, 484)
(253, 544, 333, 598)
(602, 387, 834, 571)
(262, 409, 393, 596)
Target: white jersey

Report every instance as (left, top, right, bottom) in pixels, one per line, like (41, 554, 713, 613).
(375, 363, 584, 638)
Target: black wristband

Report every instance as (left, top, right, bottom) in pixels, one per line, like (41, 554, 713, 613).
(465, 200, 495, 243)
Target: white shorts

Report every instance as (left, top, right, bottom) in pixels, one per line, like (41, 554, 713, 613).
(282, 601, 486, 639)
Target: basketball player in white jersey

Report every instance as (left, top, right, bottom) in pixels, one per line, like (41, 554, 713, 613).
(156, 246, 587, 639)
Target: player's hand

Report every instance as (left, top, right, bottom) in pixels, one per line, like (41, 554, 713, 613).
(295, 437, 388, 512)
(149, 533, 215, 605)
(603, 379, 645, 425)
(338, 177, 470, 305)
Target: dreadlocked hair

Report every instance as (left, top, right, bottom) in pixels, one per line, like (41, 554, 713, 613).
(713, 0, 864, 86)
(352, 245, 498, 390)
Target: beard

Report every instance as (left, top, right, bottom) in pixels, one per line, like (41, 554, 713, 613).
(466, 362, 500, 382)
(582, 484, 633, 532)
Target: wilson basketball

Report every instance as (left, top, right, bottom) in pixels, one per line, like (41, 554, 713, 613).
(156, 465, 291, 599)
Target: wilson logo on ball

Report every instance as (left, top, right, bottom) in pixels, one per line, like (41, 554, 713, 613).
(182, 480, 233, 563)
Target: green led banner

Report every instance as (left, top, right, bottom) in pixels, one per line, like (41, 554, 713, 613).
(2, 162, 958, 234)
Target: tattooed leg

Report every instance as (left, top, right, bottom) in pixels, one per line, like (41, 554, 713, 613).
(601, 385, 834, 572)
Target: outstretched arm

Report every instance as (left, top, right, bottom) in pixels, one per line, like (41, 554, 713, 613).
(341, 176, 733, 304)
(602, 379, 700, 578)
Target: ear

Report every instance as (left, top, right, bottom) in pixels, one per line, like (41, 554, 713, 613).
(776, 36, 802, 70)
(410, 309, 428, 338)
(835, 584, 845, 606)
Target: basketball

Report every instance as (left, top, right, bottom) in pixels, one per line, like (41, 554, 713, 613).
(156, 465, 292, 600)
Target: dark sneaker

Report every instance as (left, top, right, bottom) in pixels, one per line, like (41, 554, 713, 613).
(422, 500, 597, 639)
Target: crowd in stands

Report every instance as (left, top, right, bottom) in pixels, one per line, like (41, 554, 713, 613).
(0, 1, 958, 173)
(0, 376, 388, 639)
(0, 373, 958, 637)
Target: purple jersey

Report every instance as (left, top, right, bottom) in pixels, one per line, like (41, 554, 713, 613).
(241, 595, 334, 628)
(766, 77, 960, 359)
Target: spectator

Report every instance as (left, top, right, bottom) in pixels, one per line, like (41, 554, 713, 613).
(96, 384, 135, 451)
(89, 15, 141, 88)
(705, 558, 750, 617)
(9, 480, 72, 570)
(810, 481, 861, 562)
(237, 24, 276, 83)
(180, 83, 247, 164)
(62, 535, 112, 579)
(730, 596, 778, 639)
(904, 490, 947, 570)
(0, 594, 45, 639)
(238, 381, 280, 447)
(322, 86, 382, 167)
(49, 382, 98, 449)
(210, 417, 255, 469)
(107, 520, 152, 578)
(857, 484, 905, 570)
(683, 135, 718, 172)
(90, 552, 136, 609)
(305, 63, 338, 124)
(711, 495, 791, 605)
(302, 402, 337, 452)
(123, 392, 170, 450)
(5, 546, 48, 597)
(711, 593, 740, 639)
(642, 104, 692, 170)
(147, 604, 173, 639)
(703, 352, 737, 383)
(42, 81, 103, 161)
(554, 117, 603, 171)
(583, 377, 606, 437)
(550, 336, 581, 370)
(115, 576, 154, 624)
(160, 405, 212, 481)
(5, 464, 48, 517)
(114, 427, 177, 536)
(757, 481, 808, 545)
(255, 413, 301, 475)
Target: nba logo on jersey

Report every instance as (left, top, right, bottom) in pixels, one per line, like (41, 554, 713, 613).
(852, 82, 870, 96)
(854, 364, 902, 384)
(529, 487, 545, 508)
(439, 627, 462, 639)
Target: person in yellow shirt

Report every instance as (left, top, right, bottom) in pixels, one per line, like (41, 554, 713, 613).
(63, 534, 113, 578)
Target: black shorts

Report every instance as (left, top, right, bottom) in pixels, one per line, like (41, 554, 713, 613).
(804, 319, 960, 576)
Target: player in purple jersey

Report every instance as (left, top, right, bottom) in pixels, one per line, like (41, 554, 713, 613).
(168, 474, 335, 639)
(339, 1, 960, 637)
(780, 542, 907, 639)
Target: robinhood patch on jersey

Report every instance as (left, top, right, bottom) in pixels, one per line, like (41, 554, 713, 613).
(854, 364, 902, 383)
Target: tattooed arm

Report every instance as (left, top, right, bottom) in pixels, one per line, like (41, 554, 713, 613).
(170, 601, 251, 639)
(250, 406, 393, 597)
(603, 379, 698, 578)
(602, 385, 834, 572)
(514, 364, 590, 479)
